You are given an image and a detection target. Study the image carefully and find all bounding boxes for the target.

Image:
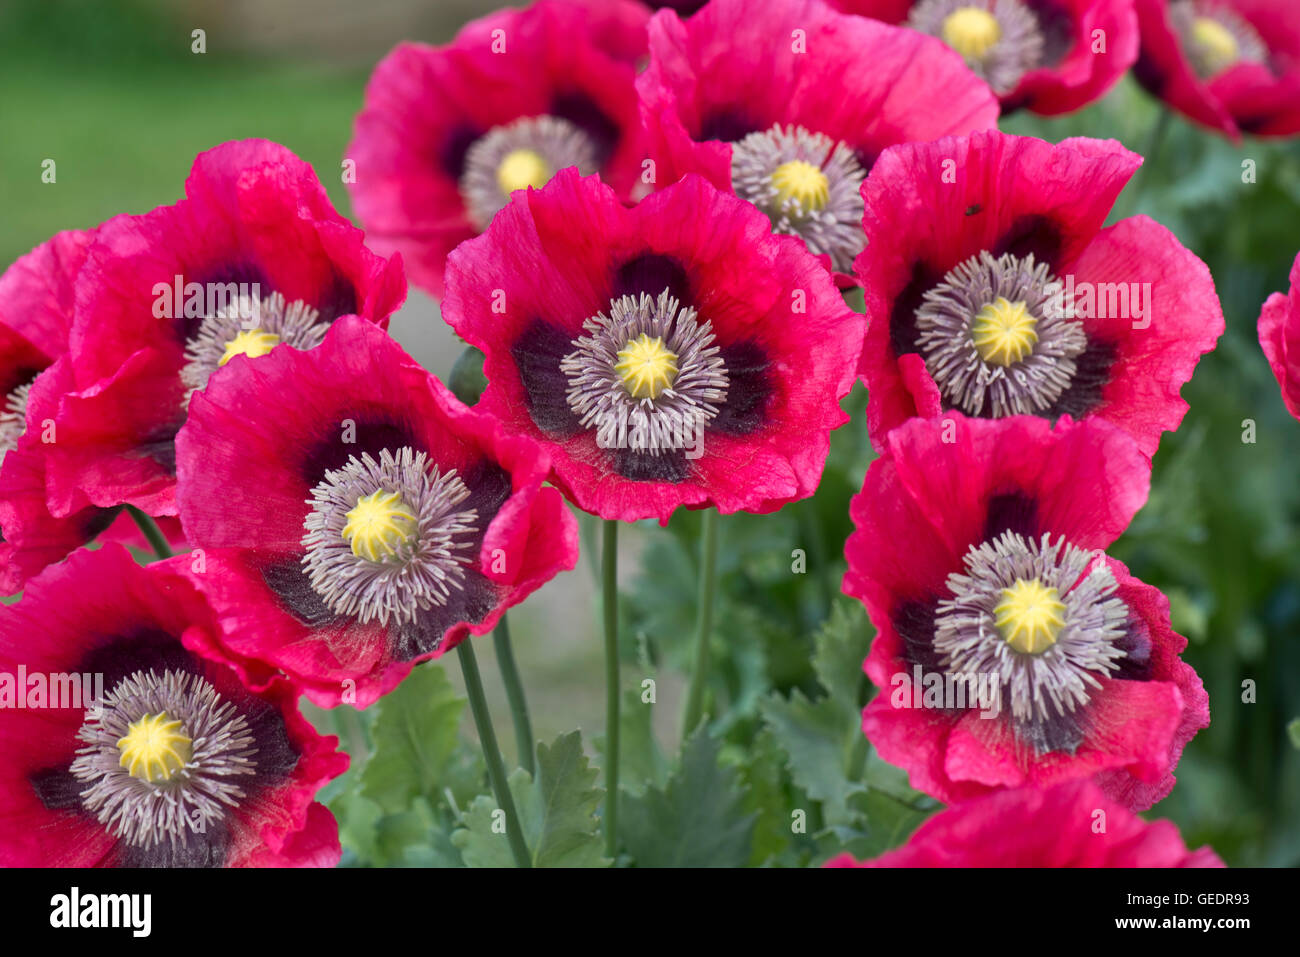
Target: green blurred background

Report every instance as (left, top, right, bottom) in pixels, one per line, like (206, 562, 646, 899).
(3, 0, 1298, 866)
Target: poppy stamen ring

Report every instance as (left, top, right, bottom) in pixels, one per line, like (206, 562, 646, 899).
(460, 115, 599, 230)
(562, 290, 728, 456)
(933, 531, 1130, 734)
(302, 448, 479, 626)
(730, 123, 866, 273)
(71, 669, 258, 849)
(915, 250, 1086, 418)
(0, 380, 33, 459)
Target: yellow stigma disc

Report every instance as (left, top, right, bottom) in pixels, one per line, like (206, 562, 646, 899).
(942, 7, 1002, 60)
(771, 159, 830, 212)
(343, 490, 419, 562)
(497, 148, 551, 196)
(994, 579, 1067, 655)
(615, 333, 679, 400)
(219, 328, 281, 367)
(117, 711, 193, 783)
(971, 297, 1038, 366)
(1191, 17, 1239, 75)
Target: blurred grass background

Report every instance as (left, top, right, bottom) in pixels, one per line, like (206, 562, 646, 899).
(3, 0, 1299, 865)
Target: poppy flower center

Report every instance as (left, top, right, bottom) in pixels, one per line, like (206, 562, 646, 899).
(971, 297, 1038, 366)
(934, 531, 1129, 744)
(116, 711, 193, 783)
(1171, 2, 1266, 78)
(916, 250, 1086, 418)
(343, 490, 420, 561)
(183, 292, 326, 397)
(219, 328, 281, 366)
(730, 123, 866, 273)
(770, 160, 830, 212)
(995, 578, 1066, 654)
(615, 333, 679, 399)
(0, 379, 33, 460)
(302, 448, 478, 626)
(461, 115, 599, 230)
(497, 148, 551, 195)
(941, 7, 1002, 59)
(562, 289, 729, 457)
(1191, 17, 1238, 71)
(71, 669, 258, 848)
(909, 0, 1044, 95)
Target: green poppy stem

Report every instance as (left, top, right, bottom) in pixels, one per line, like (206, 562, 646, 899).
(1122, 107, 1173, 217)
(125, 505, 173, 560)
(602, 519, 620, 859)
(456, 641, 531, 868)
(492, 613, 535, 777)
(681, 509, 720, 735)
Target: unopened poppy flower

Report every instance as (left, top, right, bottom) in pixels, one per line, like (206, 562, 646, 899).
(0, 545, 346, 867)
(442, 169, 864, 523)
(828, 0, 1138, 114)
(856, 130, 1222, 458)
(173, 317, 577, 708)
(843, 414, 1209, 810)
(636, 0, 999, 278)
(1134, 0, 1300, 138)
(1258, 251, 1300, 420)
(826, 779, 1223, 867)
(346, 0, 650, 298)
(33, 139, 404, 520)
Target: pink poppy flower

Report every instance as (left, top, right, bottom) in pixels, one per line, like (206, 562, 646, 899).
(345, 0, 650, 298)
(843, 414, 1209, 810)
(0, 545, 346, 867)
(1134, 0, 1300, 139)
(174, 317, 577, 708)
(856, 130, 1223, 458)
(442, 169, 865, 523)
(827, 779, 1223, 866)
(35, 139, 405, 521)
(0, 229, 107, 590)
(828, 0, 1138, 114)
(636, 0, 999, 279)
(1258, 250, 1300, 419)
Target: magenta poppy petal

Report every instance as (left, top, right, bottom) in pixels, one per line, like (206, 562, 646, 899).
(0, 444, 118, 594)
(828, 779, 1223, 867)
(445, 169, 864, 522)
(856, 130, 1220, 457)
(346, 0, 650, 298)
(175, 318, 577, 706)
(0, 228, 93, 364)
(1134, 0, 1300, 139)
(637, 0, 997, 283)
(844, 414, 1206, 808)
(35, 140, 403, 522)
(828, 0, 1137, 115)
(1258, 250, 1300, 420)
(1063, 215, 1225, 456)
(0, 546, 344, 867)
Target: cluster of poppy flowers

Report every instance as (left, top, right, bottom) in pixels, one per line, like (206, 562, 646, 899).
(1, 0, 1295, 868)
